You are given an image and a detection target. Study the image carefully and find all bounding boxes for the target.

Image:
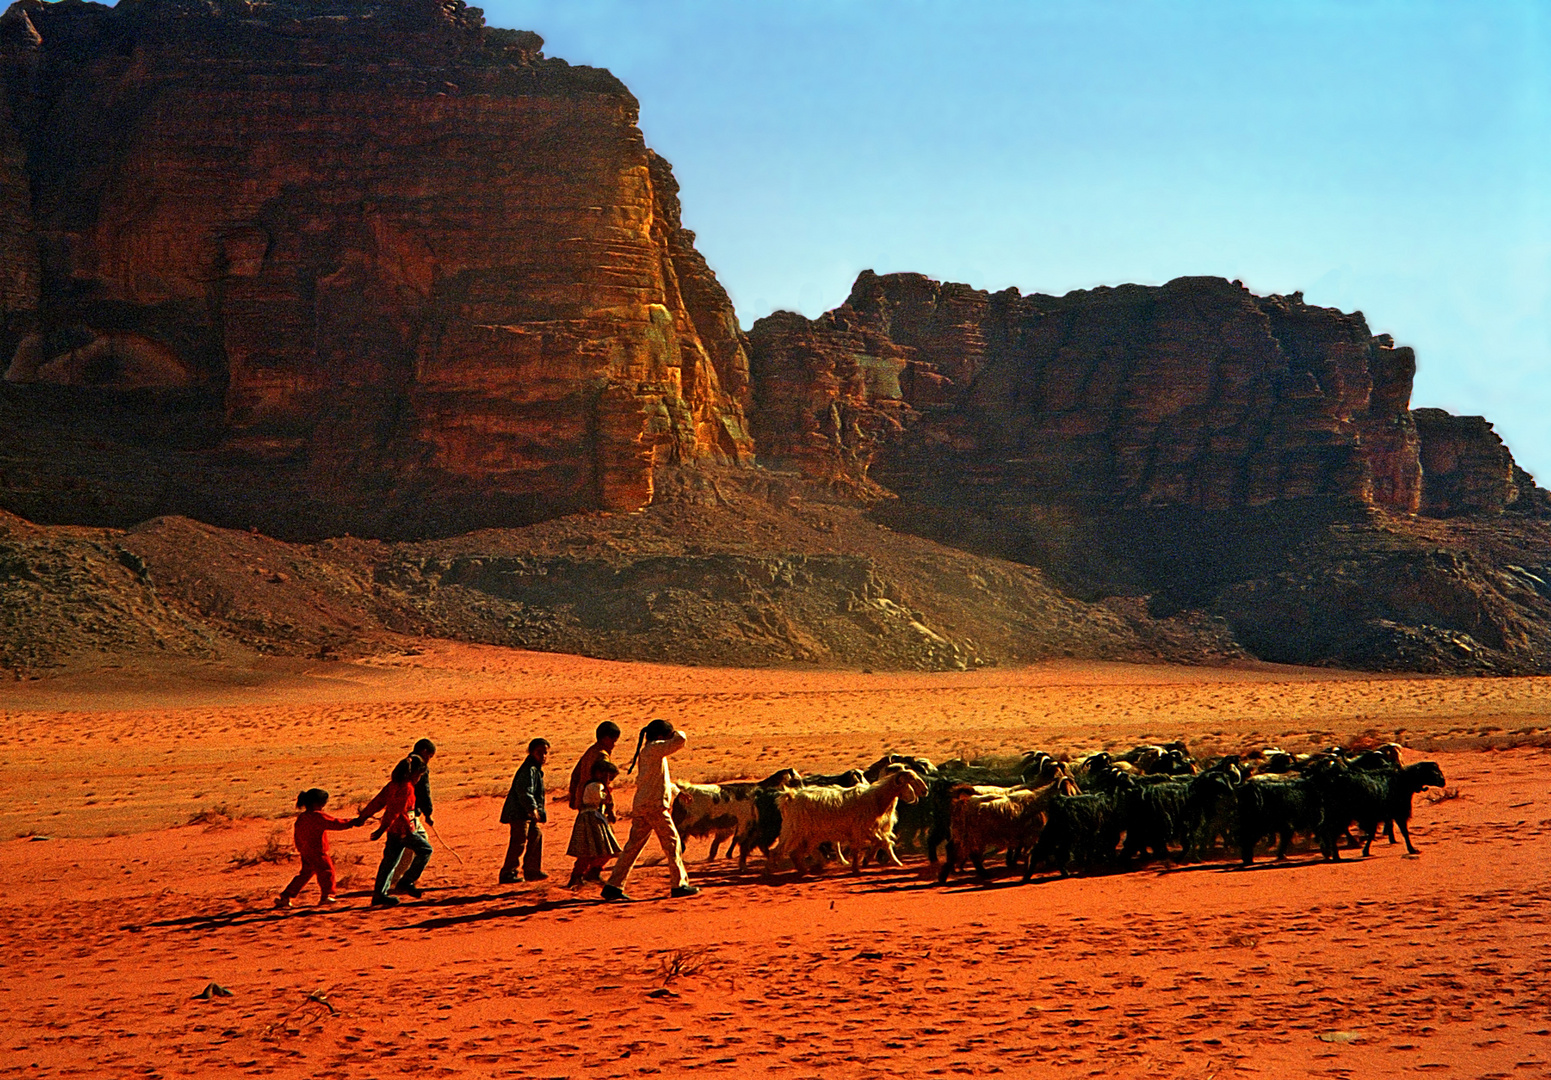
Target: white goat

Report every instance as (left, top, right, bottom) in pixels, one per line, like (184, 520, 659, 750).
(776, 764, 928, 876)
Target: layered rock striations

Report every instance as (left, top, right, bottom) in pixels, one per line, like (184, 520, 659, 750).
(749, 271, 1551, 673)
(0, 0, 751, 538)
(750, 271, 1428, 515)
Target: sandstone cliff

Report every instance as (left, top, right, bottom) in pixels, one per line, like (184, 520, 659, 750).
(747, 272, 1551, 674)
(750, 272, 1428, 515)
(0, 0, 751, 538)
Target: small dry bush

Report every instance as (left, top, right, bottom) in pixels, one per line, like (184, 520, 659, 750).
(1425, 786, 1462, 804)
(188, 803, 241, 828)
(654, 947, 710, 985)
(230, 826, 294, 869)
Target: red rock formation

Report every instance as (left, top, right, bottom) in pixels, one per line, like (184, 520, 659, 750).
(1412, 408, 1519, 516)
(749, 271, 1424, 515)
(0, 0, 751, 538)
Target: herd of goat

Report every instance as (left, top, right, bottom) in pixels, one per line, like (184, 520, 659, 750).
(668, 742, 1450, 882)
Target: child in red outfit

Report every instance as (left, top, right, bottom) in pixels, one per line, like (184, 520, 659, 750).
(275, 789, 358, 908)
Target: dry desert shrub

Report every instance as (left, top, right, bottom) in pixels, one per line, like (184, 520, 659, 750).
(229, 826, 294, 869)
(1425, 786, 1463, 804)
(654, 947, 710, 985)
(188, 803, 242, 828)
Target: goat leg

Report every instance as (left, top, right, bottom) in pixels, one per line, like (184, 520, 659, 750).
(1275, 829, 1294, 860)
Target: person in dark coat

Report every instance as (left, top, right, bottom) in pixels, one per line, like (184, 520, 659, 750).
(411, 738, 437, 829)
(389, 738, 437, 892)
(499, 738, 550, 884)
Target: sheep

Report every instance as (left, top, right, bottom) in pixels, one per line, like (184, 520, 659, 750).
(776, 764, 929, 877)
(939, 772, 1079, 883)
(1235, 776, 1326, 863)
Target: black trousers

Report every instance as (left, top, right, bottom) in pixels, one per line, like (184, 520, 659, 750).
(501, 819, 544, 879)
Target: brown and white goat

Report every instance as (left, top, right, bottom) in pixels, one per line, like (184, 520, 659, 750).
(673, 768, 803, 868)
(939, 772, 1079, 883)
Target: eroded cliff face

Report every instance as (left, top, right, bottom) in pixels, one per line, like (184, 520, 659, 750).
(749, 271, 1425, 515)
(0, 0, 751, 538)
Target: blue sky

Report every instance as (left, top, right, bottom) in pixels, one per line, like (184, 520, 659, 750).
(486, 1, 1551, 479)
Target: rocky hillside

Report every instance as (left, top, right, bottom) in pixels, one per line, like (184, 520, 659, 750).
(0, 470, 1252, 676)
(748, 272, 1551, 674)
(0, 3, 1547, 678)
(748, 271, 1542, 520)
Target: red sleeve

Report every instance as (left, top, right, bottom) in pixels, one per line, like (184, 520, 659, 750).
(358, 783, 392, 821)
(380, 783, 414, 835)
(321, 813, 355, 831)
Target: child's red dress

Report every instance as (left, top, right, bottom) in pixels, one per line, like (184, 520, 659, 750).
(279, 809, 353, 901)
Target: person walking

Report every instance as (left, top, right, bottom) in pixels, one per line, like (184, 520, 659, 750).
(274, 788, 358, 908)
(565, 758, 622, 889)
(567, 722, 620, 882)
(357, 754, 434, 907)
(499, 738, 550, 884)
(569, 721, 620, 811)
(601, 719, 698, 902)
(390, 738, 438, 891)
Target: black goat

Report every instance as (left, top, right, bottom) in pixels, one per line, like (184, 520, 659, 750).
(1236, 777, 1326, 863)
(1024, 783, 1133, 879)
(1316, 761, 1447, 857)
(1182, 769, 1239, 858)
(801, 769, 866, 788)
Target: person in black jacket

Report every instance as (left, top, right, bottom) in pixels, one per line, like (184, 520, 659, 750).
(388, 738, 438, 895)
(411, 738, 437, 828)
(499, 738, 550, 884)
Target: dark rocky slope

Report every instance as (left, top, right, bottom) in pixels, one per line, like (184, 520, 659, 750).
(748, 272, 1551, 674)
(0, 471, 1249, 675)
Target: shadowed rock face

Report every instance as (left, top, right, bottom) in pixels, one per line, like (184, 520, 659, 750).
(1411, 408, 1522, 517)
(0, 0, 751, 538)
(749, 271, 1426, 515)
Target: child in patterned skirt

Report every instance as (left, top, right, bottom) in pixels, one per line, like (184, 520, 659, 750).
(565, 758, 621, 889)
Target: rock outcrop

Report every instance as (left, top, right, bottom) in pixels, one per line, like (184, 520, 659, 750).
(0, 0, 751, 538)
(749, 271, 1424, 515)
(1412, 408, 1519, 517)
(748, 272, 1551, 675)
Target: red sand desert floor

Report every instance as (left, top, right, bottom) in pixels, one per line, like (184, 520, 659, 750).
(3, 644, 1550, 1079)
